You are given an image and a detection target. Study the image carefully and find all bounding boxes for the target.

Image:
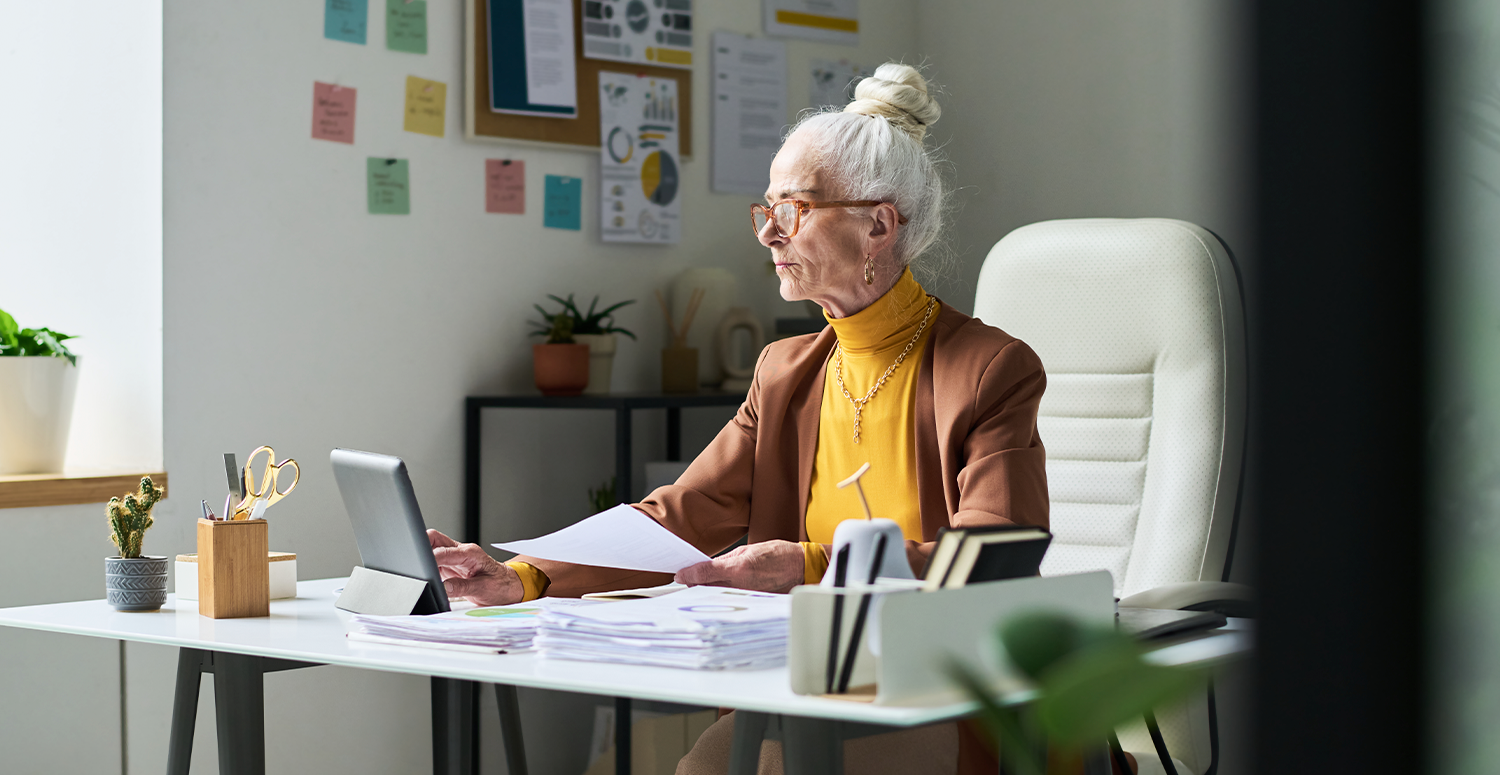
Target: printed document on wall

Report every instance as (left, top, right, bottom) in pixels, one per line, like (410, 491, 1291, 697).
(582, 0, 694, 69)
(711, 32, 787, 195)
(764, 0, 858, 45)
(809, 59, 869, 111)
(522, 0, 578, 111)
(599, 71, 681, 243)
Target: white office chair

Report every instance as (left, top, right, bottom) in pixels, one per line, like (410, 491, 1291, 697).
(974, 218, 1250, 775)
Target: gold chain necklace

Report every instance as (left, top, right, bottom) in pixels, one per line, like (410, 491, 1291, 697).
(833, 297, 937, 444)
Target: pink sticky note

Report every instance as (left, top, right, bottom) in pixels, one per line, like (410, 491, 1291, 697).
(312, 82, 357, 144)
(486, 159, 525, 214)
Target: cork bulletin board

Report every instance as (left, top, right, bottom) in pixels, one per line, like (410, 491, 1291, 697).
(464, 0, 694, 155)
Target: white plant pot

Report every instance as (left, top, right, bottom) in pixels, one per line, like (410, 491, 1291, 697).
(573, 333, 618, 395)
(0, 356, 80, 475)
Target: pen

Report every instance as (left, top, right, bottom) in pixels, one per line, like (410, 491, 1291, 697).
(826, 543, 850, 694)
(836, 534, 887, 694)
(201, 499, 212, 521)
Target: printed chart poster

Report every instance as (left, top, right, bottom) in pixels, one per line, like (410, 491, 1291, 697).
(599, 72, 680, 244)
(764, 0, 858, 46)
(809, 59, 870, 111)
(581, 0, 693, 69)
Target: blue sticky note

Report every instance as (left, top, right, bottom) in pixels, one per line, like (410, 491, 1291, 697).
(544, 175, 582, 231)
(325, 0, 368, 45)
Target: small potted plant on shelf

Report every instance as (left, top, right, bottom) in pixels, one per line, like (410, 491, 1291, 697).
(530, 311, 590, 396)
(105, 477, 169, 612)
(532, 294, 637, 395)
(0, 307, 80, 475)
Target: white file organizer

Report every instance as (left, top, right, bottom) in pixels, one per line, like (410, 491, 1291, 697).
(789, 571, 1115, 705)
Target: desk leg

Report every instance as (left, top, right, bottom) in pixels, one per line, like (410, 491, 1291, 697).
(615, 696, 632, 775)
(494, 684, 529, 775)
(781, 715, 842, 775)
(728, 711, 770, 775)
(615, 409, 632, 503)
(432, 678, 476, 775)
(167, 648, 207, 775)
(666, 407, 682, 461)
(213, 652, 265, 775)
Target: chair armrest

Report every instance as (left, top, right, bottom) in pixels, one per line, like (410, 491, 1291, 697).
(1118, 581, 1256, 618)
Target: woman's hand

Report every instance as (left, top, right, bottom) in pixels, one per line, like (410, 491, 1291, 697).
(427, 529, 523, 606)
(674, 540, 805, 593)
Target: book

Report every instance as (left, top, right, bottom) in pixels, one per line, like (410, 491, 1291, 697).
(921, 526, 1051, 590)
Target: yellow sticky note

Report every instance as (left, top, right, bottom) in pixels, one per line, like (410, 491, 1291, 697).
(403, 76, 446, 137)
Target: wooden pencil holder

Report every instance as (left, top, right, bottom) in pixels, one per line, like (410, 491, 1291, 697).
(196, 518, 269, 619)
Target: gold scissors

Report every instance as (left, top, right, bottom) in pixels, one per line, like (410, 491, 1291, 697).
(232, 446, 300, 520)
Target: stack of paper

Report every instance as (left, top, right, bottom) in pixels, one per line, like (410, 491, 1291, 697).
(536, 586, 791, 670)
(349, 600, 593, 652)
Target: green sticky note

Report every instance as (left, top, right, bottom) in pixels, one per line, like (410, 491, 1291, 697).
(386, 0, 427, 54)
(368, 158, 410, 214)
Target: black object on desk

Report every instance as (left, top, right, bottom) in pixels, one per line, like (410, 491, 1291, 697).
(463, 391, 747, 544)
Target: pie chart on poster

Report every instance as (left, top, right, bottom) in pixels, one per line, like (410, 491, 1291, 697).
(641, 150, 679, 206)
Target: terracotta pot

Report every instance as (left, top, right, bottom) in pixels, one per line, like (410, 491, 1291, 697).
(532, 343, 590, 396)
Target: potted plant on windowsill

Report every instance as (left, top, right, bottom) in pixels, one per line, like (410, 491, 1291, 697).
(105, 477, 168, 612)
(532, 294, 637, 395)
(0, 307, 80, 475)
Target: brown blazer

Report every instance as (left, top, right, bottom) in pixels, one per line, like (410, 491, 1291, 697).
(518, 302, 1050, 597)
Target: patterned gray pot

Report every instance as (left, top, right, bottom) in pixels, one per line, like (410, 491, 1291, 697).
(105, 556, 168, 612)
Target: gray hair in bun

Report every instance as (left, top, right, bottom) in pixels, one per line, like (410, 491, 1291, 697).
(786, 63, 949, 271)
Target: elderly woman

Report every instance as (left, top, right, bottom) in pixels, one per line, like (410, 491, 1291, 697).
(428, 64, 1048, 774)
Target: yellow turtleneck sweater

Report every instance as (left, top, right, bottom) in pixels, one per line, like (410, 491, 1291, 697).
(800, 268, 936, 583)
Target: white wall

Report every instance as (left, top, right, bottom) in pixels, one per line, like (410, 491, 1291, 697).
(916, 0, 1252, 307)
(0, 1, 163, 471)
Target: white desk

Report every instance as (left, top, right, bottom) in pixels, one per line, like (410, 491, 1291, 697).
(0, 578, 1252, 775)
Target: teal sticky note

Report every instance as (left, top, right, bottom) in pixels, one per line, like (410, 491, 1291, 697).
(368, 158, 410, 214)
(386, 0, 427, 54)
(544, 175, 582, 230)
(325, 0, 368, 45)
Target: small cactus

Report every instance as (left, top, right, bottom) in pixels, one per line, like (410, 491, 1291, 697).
(107, 477, 164, 559)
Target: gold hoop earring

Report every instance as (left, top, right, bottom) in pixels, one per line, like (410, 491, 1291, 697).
(864, 255, 875, 285)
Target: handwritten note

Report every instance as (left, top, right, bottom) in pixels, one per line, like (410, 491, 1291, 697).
(403, 76, 447, 137)
(386, 0, 428, 54)
(486, 160, 525, 214)
(324, 0, 368, 45)
(367, 158, 411, 214)
(543, 175, 581, 230)
(311, 83, 357, 144)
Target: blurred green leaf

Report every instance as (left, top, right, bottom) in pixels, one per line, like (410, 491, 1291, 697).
(1000, 611, 1114, 680)
(1033, 638, 1205, 747)
(0, 308, 17, 351)
(946, 661, 1046, 775)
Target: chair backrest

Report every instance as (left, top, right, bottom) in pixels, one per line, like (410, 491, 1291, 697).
(974, 218, 1246, 599)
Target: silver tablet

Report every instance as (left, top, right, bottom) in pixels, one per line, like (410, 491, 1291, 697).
(330, 448, 450, 614)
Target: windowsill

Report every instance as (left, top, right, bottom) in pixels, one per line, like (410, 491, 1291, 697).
(0, 471, 169, 510)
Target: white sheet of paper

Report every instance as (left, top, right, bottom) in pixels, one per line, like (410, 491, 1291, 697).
(711, 32, 787, 195)
(493, 504, 710, 573)
(522, 0, 577, 110)
(764, 0, 859, 45)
